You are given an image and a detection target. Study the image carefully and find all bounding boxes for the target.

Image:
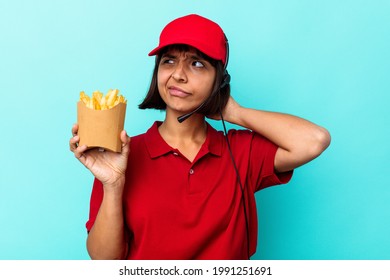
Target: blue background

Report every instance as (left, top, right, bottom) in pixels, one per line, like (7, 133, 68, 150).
(0, 0, 389, 260)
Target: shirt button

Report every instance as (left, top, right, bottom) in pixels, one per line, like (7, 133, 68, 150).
(173, 152, 179, 156)
(189, 169, 195, 175)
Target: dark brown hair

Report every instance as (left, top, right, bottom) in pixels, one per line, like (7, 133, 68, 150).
(138, 44, 230, 116)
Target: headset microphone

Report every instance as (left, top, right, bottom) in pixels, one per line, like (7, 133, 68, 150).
(177, 100, 207, 123)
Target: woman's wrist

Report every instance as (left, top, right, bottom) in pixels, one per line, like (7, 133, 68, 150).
(103, 176, 126, 197)
(224, 102, 244, 126)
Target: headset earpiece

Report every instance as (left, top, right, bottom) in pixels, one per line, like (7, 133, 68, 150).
(220, 70, 231, 89)
(220, 34, 230, 89)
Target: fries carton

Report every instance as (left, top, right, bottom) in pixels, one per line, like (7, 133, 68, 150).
(77, 90, 127, 152)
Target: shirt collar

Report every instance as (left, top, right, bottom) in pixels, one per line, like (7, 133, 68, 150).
(144, 121, 223, 159)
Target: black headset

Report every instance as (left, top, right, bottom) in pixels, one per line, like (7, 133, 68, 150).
(177, 34, 251, 259)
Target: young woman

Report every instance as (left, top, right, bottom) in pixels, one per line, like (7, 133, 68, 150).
(69, 14, 331, 260)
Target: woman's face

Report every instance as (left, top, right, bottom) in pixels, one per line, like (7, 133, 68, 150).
(157, 46, 216, 115)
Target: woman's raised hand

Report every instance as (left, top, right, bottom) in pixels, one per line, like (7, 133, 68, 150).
(69, 124, 131, 187)
(207, 96, 241, 123)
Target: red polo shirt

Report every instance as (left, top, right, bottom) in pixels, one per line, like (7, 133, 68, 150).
(86, 121, 292, 259)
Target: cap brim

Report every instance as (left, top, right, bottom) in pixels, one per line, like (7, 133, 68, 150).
(148, 45, 165, 56)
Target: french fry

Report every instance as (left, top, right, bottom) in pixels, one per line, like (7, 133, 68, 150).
(80, 91, 90, 105)
(92, 91, 102, 110)
(87, 98, 93, 109)
(79, 89, 126, 110)
(100, 94, 107, 110)
(106, 89, 118, 108)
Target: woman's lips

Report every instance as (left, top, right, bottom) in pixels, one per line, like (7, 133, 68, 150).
(168, 86, 190, 97)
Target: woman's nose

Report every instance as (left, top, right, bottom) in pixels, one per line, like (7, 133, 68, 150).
(171, 62, 187, 82)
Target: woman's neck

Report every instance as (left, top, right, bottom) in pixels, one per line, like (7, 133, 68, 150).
(160, 111, 206, 139)
(158, 111, 207, 161)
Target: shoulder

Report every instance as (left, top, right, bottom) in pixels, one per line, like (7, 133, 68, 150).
(223, 127, 278, 160)
(207, 122, 272, 149)
(226, 128, 270, 146)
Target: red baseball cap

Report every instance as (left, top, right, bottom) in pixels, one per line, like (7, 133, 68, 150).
(148, 14, 227, 65)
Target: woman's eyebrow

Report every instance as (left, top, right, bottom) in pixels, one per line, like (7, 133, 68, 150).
(161, 53, 176, 59)
(189, 54, 203, 60)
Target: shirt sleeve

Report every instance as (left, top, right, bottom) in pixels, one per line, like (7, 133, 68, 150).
(85, 178, 104, 232)
(248, 132, 293, 192)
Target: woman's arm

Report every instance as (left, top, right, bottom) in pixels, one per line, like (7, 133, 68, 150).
(218, 97, 331, 173)
(69, 125, 131, 259)
(87, 179, 128, 259)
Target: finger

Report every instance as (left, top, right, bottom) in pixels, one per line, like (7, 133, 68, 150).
(69, 135, 80, 152)
(74, 144, 88, 161)
(71, 123, 79, 137)
(120, 130, 131, 152)
(120, 130, 128, 143)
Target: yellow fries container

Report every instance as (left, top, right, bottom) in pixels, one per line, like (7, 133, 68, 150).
(77, 101, 126, 152)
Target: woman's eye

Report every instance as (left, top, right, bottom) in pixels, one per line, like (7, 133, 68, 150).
(162, 58, 174, 64)
(193, 61, 204, 68)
